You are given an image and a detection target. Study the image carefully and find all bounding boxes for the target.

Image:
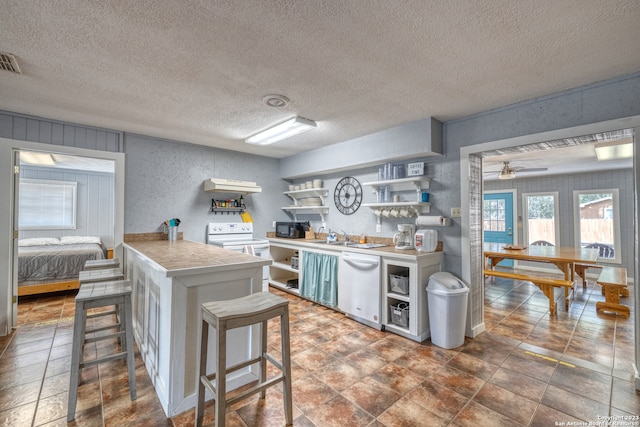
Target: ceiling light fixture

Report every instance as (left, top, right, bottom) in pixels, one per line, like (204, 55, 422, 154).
(262, 94, 290, 108)
(498, 162, 516, 180)
(246, 116, 317, 145)
(594, 142, 633, 161)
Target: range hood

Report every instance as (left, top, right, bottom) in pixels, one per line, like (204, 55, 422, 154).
(203, 178, 262, 194)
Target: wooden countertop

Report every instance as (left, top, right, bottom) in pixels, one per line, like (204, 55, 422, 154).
(267, 237, 442, 260)
(124, 240, 271, 277)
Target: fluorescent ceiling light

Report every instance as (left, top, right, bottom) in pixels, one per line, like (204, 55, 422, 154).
(246, 116, 316, 145)
(20, 151, 55, 166)
(594, 142, 633, 161)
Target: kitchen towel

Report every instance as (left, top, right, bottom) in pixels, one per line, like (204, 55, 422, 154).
(416, 215, 444, 226)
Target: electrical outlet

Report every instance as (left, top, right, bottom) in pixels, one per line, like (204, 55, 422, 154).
(376, 223, 381, 233)
(450, 207, 462, 218)
(272, 220, 276, 228)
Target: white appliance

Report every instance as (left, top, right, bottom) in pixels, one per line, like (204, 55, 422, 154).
(207, 222, 271, 290)
(415, 229, 438, 252)
(338, 252, 381, 329)
(393, 223, 415, 250)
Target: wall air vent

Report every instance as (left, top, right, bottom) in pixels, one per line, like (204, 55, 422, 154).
(0, 52, 21, 74)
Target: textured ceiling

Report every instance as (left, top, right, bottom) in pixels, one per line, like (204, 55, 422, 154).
(1, 0, 639, 159)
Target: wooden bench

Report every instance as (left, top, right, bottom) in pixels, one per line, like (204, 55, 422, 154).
(573, 263, 603, 288)
(596, 266, 629, 316)
(484, 269, 575, 315)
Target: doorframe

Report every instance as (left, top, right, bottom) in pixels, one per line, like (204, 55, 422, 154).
(460, 115, 640, 391)
(1, 138, 125, 334)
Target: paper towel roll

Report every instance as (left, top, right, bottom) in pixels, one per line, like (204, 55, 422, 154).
(415, 215, 444, 226)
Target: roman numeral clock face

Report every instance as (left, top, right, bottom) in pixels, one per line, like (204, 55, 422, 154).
(334, 177, 362, 215)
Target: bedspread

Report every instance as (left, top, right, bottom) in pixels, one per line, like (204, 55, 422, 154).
(18, 243, 105, 283)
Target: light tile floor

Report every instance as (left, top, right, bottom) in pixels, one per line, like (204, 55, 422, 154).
(0, 276, 638, 426)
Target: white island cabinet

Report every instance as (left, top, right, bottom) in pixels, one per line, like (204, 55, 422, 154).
(123, 240, 271, 417)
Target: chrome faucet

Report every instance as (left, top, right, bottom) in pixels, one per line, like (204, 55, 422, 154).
(340, 230, 349, 245)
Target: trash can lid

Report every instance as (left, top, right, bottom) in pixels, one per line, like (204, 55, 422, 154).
(426, 272, 469, 295)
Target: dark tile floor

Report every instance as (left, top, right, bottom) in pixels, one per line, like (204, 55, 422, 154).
(1, 276, 638, 426)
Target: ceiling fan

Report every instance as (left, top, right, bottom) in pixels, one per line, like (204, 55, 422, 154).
(484, 161, 548, 180)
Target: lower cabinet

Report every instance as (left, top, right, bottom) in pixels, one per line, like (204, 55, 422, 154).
(268, 245, 300, 293)
(126, 248, 170, 400)
(382, 253, 444, 342)
(299, 250, 339, 307)
(269, 240, 444, 342)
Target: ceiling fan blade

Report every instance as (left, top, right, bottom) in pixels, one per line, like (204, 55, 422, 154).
(516, 167, 548, 173)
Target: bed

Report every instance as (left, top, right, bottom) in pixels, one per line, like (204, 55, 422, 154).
(18, 236, 106, 296)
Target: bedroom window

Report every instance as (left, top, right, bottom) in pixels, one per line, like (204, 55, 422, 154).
(19, 179, 77, 229)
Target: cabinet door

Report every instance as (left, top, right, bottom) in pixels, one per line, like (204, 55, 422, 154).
(300, 250, 339, 307)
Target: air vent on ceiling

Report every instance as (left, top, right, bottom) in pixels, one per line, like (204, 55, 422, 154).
(0, 52, 21, 74)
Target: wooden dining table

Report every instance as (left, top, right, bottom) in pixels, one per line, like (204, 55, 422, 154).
(483, 242, 600, 314)
(484, 243, 599, 281)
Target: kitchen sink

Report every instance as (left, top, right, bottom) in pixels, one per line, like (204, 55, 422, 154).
(310, 240, 388, 249)
(349, 243, 388, 249)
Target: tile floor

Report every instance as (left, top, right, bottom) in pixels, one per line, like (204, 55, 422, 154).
(1, 276, 638, 426)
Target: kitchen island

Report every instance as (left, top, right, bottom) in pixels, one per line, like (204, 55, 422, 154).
(122, 239, 271, 417)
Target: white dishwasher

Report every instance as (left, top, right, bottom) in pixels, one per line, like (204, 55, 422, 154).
(338, 252, 382, 329)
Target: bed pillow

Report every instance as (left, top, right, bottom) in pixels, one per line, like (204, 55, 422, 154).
(59, 235, 102, 245)
(18, 237, 61, 247)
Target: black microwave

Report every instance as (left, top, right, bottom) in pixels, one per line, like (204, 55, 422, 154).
(275, 221, 309, 239)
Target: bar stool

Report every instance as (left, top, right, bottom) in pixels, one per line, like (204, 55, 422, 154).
(195, 292, 293, 427)
(78, 267, 124, 283)
(67, 280, 136, 421)
(83, 258, 121, 270)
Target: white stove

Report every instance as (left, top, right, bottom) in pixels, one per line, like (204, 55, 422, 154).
(207, 223, 271, 289)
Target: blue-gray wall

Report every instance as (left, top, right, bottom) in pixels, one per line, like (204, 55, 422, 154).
(123, 133, 283, 241)
(435, 72, 640, 275)
(0, 113, 122, 152)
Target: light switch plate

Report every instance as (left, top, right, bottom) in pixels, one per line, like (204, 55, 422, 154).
(450, 207, 462, 218)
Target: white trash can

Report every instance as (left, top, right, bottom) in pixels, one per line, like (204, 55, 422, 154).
(426, 272, 469, 349)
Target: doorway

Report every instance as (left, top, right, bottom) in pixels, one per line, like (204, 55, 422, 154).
(483, 191, 515, 267)
(0, 138, 125, 333)
(460, 117, 640, 391)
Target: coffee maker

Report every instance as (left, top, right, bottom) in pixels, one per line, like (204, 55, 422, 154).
(393, 224, 415, 250)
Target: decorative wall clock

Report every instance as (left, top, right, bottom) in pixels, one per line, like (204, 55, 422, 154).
(334, 176, 362, 215)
